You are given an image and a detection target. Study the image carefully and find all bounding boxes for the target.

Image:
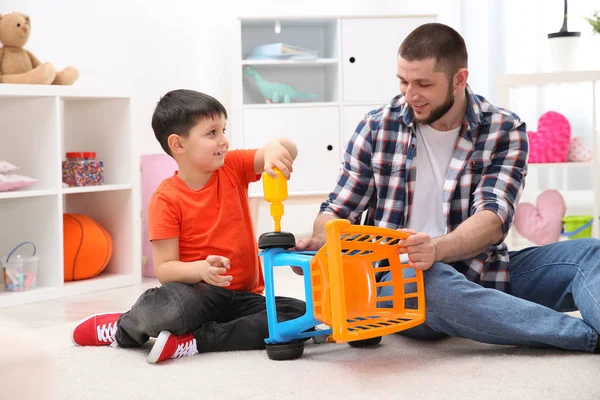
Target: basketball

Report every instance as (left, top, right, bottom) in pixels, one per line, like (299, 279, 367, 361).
(63, 213, 113, 281)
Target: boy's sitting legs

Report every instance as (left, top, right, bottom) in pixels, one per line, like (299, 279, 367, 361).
(193, 292, 306, 353)
(72, 281, 306, 363)
(72, 281, 234, 362)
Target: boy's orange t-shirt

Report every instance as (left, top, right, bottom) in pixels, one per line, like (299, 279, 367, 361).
(148, 149, 264, 294)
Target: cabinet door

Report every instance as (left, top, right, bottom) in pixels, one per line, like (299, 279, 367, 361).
(243, 106, 341, 194)
(341, 16, 435, 103)
(341, 104, 383, 151)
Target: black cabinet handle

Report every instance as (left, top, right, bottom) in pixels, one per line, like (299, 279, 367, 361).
(349, 57, 355, 63)
(327, 145, 333, 151)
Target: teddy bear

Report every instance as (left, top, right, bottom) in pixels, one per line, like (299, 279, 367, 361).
(0, 12, 78, 85)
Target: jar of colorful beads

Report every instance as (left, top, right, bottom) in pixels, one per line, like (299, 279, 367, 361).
(62, 152, 104, 186)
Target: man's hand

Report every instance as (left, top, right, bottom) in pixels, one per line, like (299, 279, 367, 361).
(295, 237, 325, 251)
(264, 140, 294, 179)
(201, 255, 233, 287)
(290, 237, 326, 275)
(397, 231, 437, 271)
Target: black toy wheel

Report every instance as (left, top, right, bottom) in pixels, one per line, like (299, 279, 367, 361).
(258, 231, 296, 249)
(266, 341, 305, 360)
(347, 336, 382, 348)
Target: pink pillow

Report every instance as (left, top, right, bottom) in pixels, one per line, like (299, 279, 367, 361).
(0, 173, 38, 192)
(0, 159, 18, 174)
(527, 111, 571, 163)
(140, 154, 178, 278)
(513, 190, 566, 245)
(567, 136, 592, 162)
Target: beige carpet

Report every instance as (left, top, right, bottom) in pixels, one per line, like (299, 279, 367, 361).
(33, 316, 600, 400)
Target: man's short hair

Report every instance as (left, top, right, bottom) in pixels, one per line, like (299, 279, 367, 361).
(398, 22, 468, 77)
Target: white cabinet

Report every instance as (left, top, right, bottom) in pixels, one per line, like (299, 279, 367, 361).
(341, 17, 434, 104)
(244, 106, 341, 194)
(233, 15, 437, 232)
(0, 85, 141, 308)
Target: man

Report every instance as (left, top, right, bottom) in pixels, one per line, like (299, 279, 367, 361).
(296, 22, 600, 352)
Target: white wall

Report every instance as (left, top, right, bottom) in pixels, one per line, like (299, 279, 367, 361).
(2, 0, 460, 156)
(4, 0, 598, 234)
(499, 0, 600, 198)
(2, 0, 461, 235)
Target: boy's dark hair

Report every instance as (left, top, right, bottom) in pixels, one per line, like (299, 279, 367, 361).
(151, 89, 228, 156)
(398, 23, 468, 78)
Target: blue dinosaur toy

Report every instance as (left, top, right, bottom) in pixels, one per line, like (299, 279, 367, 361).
(243, 66, 318, 103)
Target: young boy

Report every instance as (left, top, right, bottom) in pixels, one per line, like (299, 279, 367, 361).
(71, 89, 306, 364)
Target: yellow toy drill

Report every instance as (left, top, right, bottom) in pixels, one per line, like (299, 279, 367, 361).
(257, 169, 296, 249)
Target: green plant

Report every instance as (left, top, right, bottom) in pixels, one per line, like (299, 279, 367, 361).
(586, 10, 600, 35)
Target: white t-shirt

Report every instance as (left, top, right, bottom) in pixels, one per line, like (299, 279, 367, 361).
(407, 123, 460, 238)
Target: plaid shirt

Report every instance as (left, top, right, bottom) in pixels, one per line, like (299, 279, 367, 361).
(320, 85, 528, 292)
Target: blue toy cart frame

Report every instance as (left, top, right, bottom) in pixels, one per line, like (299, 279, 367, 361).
(260, 247, 332, 345)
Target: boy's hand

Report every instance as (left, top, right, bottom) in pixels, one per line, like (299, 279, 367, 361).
(201, 255, 233, 287)
(264, 140, 294, 179)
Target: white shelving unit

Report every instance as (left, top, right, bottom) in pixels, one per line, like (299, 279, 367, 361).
(0, 84, 141, 308)
(497, 70, 600, 250)
(232, 15, 437, 234)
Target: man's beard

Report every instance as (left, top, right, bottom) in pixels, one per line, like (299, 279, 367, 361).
(411, 85, 455, 125)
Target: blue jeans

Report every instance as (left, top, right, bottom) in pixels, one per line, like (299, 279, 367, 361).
(377, 238, 600, 352)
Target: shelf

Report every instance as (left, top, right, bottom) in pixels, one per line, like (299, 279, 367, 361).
(243, 102, 340, 109)
(0, 189, 58, 200)
(64, 190, 137, 276)
(242, 62, 339, 105)
(62, 183, 132, 194)
(0, 96, 61, 191)
(241, 58, 338, 66)
(62, 97, 133, 186)
(0, 88, 141, 308)
(241, 19, 338, 59)
(0, 84, 132, 99)
(0, 273, 138, 308)
(519, 189, 594, 205)
(527, 161, 597, 168)
(498, 70, 600, 88)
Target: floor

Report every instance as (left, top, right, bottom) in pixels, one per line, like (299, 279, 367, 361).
(0, 268, 306, 330)
(0, 278, 161, 329)
(3, 270, 600, 400)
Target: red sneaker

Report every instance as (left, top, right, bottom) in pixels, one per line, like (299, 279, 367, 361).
(147, 331, 198, 364)
(71, 312, 122, 346)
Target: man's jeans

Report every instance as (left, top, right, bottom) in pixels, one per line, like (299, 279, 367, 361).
(115, 282, 306, 353)
(377, 238, 600, 352)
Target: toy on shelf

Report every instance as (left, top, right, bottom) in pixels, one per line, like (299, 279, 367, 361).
(562, 215, 595, 240)
(63, 213, 113, 281)
(1, 241, 38, 292)
(246, 42, 318, 60)
(567, 136, 593, 162)
(258, 170, 426, 360)
(62, 152, 104, 187)
(513, 189, 566, 245)
(527, 111, 571, 163)
(243, 66, 318, 104)
(0, 12, 78, 85)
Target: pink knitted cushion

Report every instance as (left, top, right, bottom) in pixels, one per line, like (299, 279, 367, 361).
(527, 111, 571, 163)
(513, 190, 566, 245)
(567, 136, 592, 162)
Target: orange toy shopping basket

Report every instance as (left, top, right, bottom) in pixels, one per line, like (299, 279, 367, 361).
(310, 219, 426, 343)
